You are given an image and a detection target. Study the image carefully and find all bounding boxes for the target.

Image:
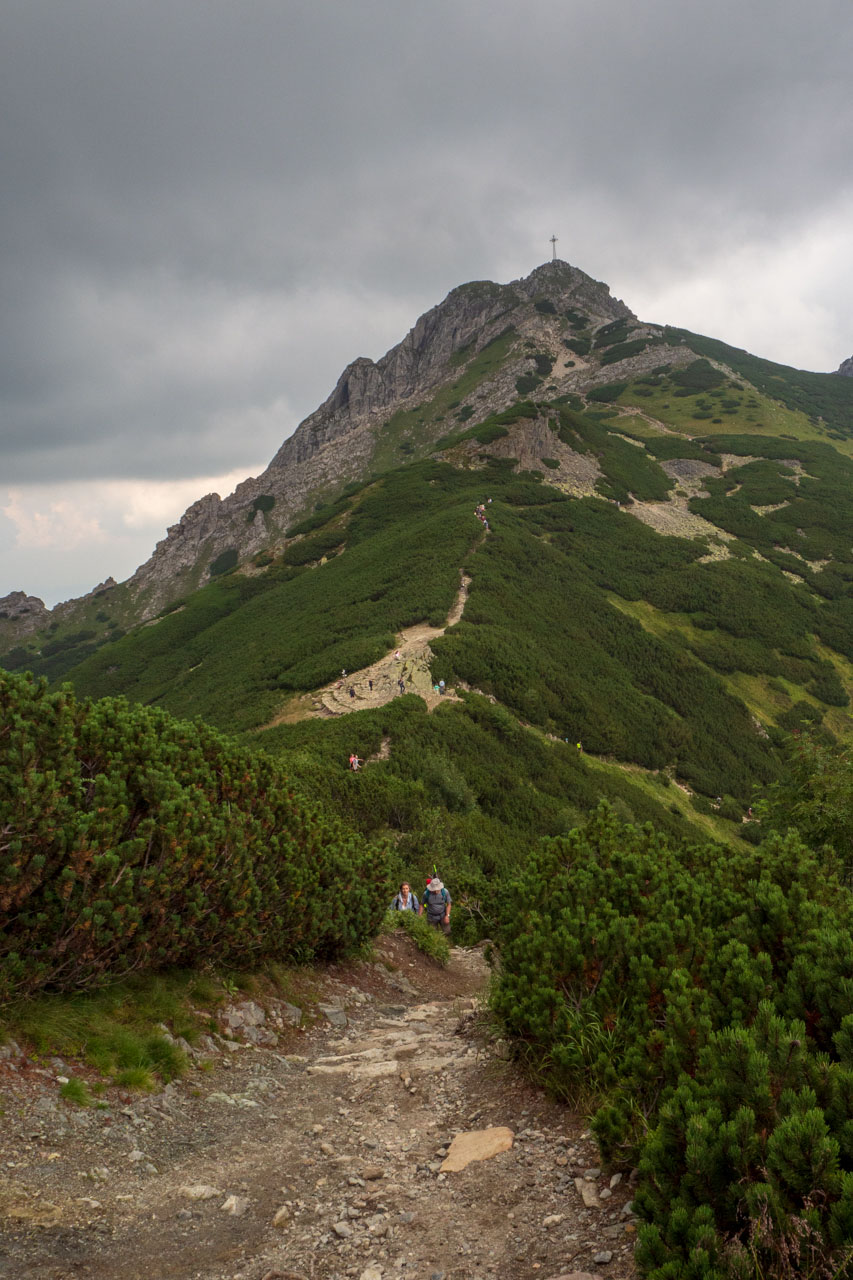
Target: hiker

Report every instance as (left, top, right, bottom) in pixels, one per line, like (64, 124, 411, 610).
(349, 753, 360, 771)
(368, 678, 373, 692)
(349, 686, 356, 699)
(394, 649, 401, 662)
(419, 876, 451, 935)
(398, 678, 405, 695)
(390, 881, 419, 912)
(439, 679, 445, 695)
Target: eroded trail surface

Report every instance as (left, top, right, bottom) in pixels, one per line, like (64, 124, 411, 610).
(0, 937, 638, 1280)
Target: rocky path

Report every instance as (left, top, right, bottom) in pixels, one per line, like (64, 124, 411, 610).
(265, 572, 472, 729)
(0, 936, 639, 1280)
(314, 574, 471, 720)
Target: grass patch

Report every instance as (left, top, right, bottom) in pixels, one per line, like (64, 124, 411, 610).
(2, 971, 210, 1090)
(383, 910, 450, 966)
(59, 1077, 92, 1106)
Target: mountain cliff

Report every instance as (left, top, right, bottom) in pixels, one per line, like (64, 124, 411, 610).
(117, 261, 640, 617)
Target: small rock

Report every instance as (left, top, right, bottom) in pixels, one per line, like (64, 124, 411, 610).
(359, 1268, 383, 1280)
(333, 1220, 352, 1238)
(180, 1184, 221, 1201)
(609, 1172, 622, 1189)
(127, 1149, 147, 1164)
(176, 1208, 193, 1221)
(281, 1002, 303, 1026)
(272, 1206, 290, 1228)
(318, 1004, 348, 1029)
(599, 1187, 612, 1200)
(575, 1177, 600, 1208)
(440, 1127, 514, 1172)
(362, 1165, 384, 1180)
(543, 1213, 564, 1228)
(593, 1252, 613, 1265)
(544, 1273, 596, 1280)
(221, 1195, 248, 1216)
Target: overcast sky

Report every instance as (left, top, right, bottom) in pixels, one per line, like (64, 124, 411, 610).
(2, 0, 852, 607)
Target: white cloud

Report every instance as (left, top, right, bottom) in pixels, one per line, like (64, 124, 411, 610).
(0, 467, 265, 606)
(2, 490, 104, 551)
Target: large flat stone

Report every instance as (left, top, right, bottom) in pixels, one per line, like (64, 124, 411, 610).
(440, 1126, 514, 1172)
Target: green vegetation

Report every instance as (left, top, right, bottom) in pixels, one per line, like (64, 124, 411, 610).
(587, 382, 627, 403)
(493, 796, 853, 1278)
(370, 327, 517, 473)
(665, 327, 853, 439)
(383, 909, 450, 965)
(247, 494, 275, 521)
(209, 547, 238, 577)
(0, 670, 387, 1003)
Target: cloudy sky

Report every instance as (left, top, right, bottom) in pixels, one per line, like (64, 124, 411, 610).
(2, 1, 852, 606)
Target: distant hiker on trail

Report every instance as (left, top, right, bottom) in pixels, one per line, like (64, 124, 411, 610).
(349, 753, 360, 771)
(394, 650, 401, 661)
(368, 678, 373, 691)
(419, 877, 451, 935)
(349, 686, 356, 699)
(398, 678, 405, 695)
(439, 679, 445, 695)
(390, 882, 419, 912)
(341, 669, 347, 678)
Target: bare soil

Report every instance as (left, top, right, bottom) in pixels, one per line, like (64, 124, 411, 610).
(0, 937, 639, 1280)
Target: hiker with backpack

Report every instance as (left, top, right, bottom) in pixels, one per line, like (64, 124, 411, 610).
(389, 882, 419, 912)
(419, 876, 451, 935)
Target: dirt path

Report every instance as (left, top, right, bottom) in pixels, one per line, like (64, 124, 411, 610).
(0, 936, 639, 1280)
(265, 570, 473, 728)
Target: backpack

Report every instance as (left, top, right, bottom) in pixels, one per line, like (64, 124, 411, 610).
(425, 887, 448, 920)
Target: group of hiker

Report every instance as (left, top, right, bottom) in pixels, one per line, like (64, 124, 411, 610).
(474, 499, 492, 531)
(389, 876, 452, 934)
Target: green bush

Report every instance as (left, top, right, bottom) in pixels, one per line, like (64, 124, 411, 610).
(0, 671, 389, 1003)
(209, 548, 238, 577)
(383, 909, 450, 965)
(671, 359, 726, 392)
(493, 803, 853, 1274)
(586, 382, 627, 403)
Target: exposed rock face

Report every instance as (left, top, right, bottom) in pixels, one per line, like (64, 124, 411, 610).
(837, 355, 853, 377)
(4, 261, 638, 631)
(0, 591, 50, 638)
(118, 261, 634, 617)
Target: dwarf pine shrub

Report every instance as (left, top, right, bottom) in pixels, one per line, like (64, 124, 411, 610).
(492, 802, 853, 1274)
(0, 671, 389, 1003)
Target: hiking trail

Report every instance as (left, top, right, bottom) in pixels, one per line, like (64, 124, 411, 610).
(0, 935, 639, 1280)
(267, 572, 472, 728)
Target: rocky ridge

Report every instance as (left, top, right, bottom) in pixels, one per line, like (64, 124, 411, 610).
(6, 261, 648, 641)
(0, 934, 639, 1280)
(838, 354, 853, 377)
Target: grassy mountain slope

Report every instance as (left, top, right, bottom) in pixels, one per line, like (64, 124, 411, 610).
(4, 276, 853, 937)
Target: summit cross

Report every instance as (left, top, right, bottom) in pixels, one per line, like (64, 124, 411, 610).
(550, 235, 558, 262)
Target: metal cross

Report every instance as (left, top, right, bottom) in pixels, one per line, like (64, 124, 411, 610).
(550, 235, 558, 261)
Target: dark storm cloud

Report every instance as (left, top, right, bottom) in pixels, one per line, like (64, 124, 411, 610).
(1, 0, 852, 488)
